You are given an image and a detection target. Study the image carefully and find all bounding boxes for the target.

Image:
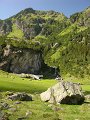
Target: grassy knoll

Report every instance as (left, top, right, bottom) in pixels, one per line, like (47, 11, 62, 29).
(0, 70, 90, 120)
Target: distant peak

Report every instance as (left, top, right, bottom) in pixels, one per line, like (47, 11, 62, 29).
(86, 6, 90, 9)
(21, 8, 35, 14)
(13, 8, 35, 17)
(85, 6, 90, 11)
(23, 8, 34, 12)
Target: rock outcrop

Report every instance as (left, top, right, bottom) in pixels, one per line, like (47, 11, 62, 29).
(85, 94, 90, 101)
(0, 45, 42, 74)
(40, 81, 85, 104)
(8, 93, 32, 101)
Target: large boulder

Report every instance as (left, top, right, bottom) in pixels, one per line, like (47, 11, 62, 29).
(40, 81, 85, 104)
(8, 93, 32, 101)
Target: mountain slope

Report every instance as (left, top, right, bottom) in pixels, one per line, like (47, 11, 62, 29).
(0, 7, 90, 78)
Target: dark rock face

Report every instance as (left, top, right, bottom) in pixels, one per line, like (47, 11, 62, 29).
(0, 45, 42, 74)
(40, 81, 85, 105)
(8, 93, 32, 101)
(70, 7, 90, 27)
(0, 20, 12, 35)
(0, 45, 3, 60)
(9, 49, 42, 74)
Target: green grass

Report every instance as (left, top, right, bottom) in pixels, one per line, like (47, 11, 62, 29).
(7, 24, 24, 39)
(0, 70, 90, 120)
(0, 71, 57, 93)
(0, 79, 57, 93)
(0, 91, 90, 120)
(0, 70, 90, 94)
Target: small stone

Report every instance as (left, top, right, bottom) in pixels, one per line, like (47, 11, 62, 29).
(25, 111, 32, 117)
(48, 104, 53, 107)
(14, 101, 21, 104)
(17, 117, 26, 120)
(9, 105, 14, 108)
(1, 103, 9, 109)
(5, 91, 14, 96)
(8, 93, 32, 101)
(52, 106, 62, 111)
(9, 108, 17, 112)
(85, 94, 90, 101)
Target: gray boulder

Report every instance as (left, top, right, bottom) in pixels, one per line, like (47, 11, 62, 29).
(1, 103, 9, 110)
(85, 94, 90, 101)
(40, 81, 85, 104)
(8, 93, 32, 101)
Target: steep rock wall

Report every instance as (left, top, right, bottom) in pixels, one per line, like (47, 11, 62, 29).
(0, 45, 42, 74)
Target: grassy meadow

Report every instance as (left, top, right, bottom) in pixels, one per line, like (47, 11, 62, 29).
(0, 70, 90, 120)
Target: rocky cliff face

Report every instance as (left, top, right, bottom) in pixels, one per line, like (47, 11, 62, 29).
(0, 20, 12, 35)
(0, 45, 42, 74)
(70, 7, 90, 27)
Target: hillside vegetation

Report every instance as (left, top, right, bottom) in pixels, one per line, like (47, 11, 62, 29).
(0, 7, 90, 120)
(0, 7, 90, 78)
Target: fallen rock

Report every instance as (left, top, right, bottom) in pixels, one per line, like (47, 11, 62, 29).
(9, 108, 17, 112)
(48, 104, 53, 108)
(20, 73, 43, 80)
(8, 93, 32, 101)
(25, 110, 32, 117)
(14, 101, 21, 104)
(17, 117, 26, 120)
(1, 103, 9, 110)
(40, 81, 85, 104)
(85, 94, 90, 101)
(5, 91, 14, 96)
(52, 106, 63, 111)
